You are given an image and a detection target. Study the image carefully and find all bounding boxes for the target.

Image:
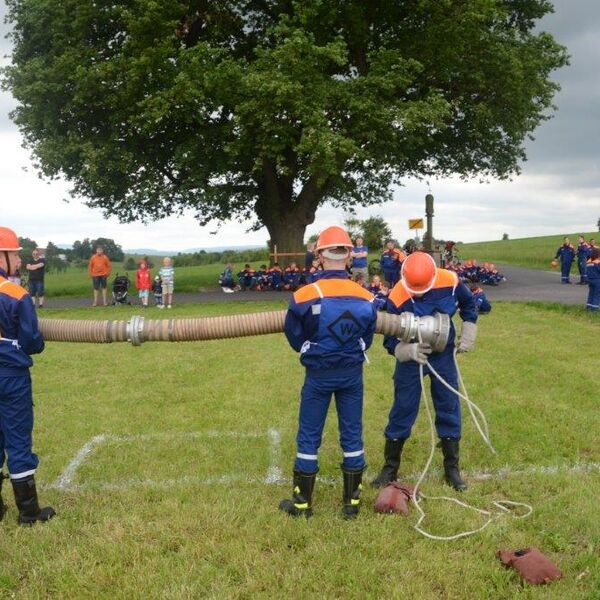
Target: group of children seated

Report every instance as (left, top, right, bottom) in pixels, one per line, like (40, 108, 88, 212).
(219, 261, 324, 292)
(218, 261, 492, 314)
(447, 259, 506, 286)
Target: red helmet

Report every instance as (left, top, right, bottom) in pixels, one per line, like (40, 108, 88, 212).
(401, 252, 437, 295)
(315, 226, 353, 256)
(0, 227, 22, 251)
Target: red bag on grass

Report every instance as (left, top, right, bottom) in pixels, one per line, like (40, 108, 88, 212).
(373, 482, 415, 515)
(497, 547, 563, 585)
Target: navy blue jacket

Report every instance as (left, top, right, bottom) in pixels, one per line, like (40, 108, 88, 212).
(0, 269, 44, 374)
(586, 259, 600, 284)
(383, 269, 477, 356)
(555, 244, 575, 265)
(284, 271, 377, 371)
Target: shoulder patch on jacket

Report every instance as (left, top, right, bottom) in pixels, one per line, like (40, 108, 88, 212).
(433, 269, 458, 290)
(0, 278, 28, 301)
(388, 281, 412, 308)
(293, 279, 374, 303)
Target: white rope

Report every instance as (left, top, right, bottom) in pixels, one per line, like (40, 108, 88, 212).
(409, 331, 533, 541)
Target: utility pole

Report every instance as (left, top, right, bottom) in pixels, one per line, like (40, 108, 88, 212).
(424, 194, 434, 252)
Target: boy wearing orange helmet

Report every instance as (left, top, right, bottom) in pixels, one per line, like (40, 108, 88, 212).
(280, 226, 377, 519)
(372, 252, 478, 492)
(0, 227, 55, 525)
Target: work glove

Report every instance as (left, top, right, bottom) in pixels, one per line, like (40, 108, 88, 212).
(457, 321, 477, 353)
(394, 341, 432, 365)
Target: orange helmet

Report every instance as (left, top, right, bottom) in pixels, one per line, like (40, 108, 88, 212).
(0, 227, 22, 251)
(401, 251, 437, 295)
(315, 226, 353, 257)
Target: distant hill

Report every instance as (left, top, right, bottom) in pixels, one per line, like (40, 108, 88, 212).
(458, 231, 597, 270)
(125, 245, 265, 256)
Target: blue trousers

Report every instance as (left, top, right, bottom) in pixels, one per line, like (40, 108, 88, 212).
(578, 260, 588, 283)
(587, 282, 600, 311)
(383, 269, 400, 287)
(0, 374, 39, 478)
(385, 346, 461, 440)
(560, 261, 572, 283)
(295, 369, 365, 473)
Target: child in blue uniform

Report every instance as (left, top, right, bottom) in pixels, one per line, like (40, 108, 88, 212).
(576, 235, 591, 284)
(372, 252, 478, 492)
(280, 226, 377, 519)
(0, 227, 55, 525)
(585, 248, 600, 311)
(555, 238, 575, 284)
(282, 262, 302, 291)
(469, 280, 492, 314)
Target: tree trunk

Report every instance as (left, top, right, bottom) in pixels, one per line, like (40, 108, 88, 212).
(265, 217, 308, 267)
(256, 159, 326, 265)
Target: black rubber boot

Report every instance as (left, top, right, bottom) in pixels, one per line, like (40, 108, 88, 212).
(371, 438, 406, 488)
(440, 438, 468, 491)
(12, 475, 56, 526)
(0, 472, 8, 521)
(279, 471, 316, 518)
(342, 468, 364, 520)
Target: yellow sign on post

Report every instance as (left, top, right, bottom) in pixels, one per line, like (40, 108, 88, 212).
(408, 218, 424, 230)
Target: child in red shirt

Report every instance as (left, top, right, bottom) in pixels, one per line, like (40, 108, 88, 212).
(135, 261, 152, 308)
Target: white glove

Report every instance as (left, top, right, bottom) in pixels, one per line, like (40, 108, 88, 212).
(457, 321, 477, 353)
(394, 341, 432, 365)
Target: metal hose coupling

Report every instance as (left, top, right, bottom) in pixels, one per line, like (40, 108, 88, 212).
(38, 311, 450, 350)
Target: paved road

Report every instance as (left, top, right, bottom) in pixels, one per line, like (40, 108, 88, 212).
(41, 265, 588, 309)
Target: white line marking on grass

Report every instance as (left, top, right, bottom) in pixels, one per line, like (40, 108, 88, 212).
(48, 430, 274, 492)
(50, 435, 109, 490)
(264, 428, 283, 484)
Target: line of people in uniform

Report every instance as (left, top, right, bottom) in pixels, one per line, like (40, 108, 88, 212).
(447, 260, 506, 286)
(553, 235, 597, 285)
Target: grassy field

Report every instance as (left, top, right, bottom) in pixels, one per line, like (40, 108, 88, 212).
(0, 300, 598, 598)
(458, 231, 598, 270)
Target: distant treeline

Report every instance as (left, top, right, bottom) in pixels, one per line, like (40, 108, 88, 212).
(173, 248, 270, 267)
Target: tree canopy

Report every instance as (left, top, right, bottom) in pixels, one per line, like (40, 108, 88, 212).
(344, 215, 393, 250)
(3, 0, 568, 251)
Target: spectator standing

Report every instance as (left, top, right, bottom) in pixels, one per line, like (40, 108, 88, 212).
(351, 237, 369, 281)
(88, 246, 111, 306)
(159, 257, 175, 308)
(380, 240, 406, 288)
(135, 261, 152, 308)
(152, 276, 163, 307)
(25, 249, 46, 308)
(554, 237, 575, 284)
(576, 235, 591, 285)
(304, 243, 315, 270)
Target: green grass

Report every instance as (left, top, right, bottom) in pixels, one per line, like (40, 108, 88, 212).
(457, 231, 598, 270)
(0, 301, 598, 598)
(43, 261, 271, 298)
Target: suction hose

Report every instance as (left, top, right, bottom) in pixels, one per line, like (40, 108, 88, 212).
(38, 311, 450, 350)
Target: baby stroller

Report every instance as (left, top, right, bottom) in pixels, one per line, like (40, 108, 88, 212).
(111, 273, 132, 305)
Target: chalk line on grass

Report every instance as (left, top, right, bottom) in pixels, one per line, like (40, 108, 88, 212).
(50, 435, 109, 491)
(47, 429, 282, 492)
(264, 428, 283, 484)
(47, 430, 600, 492)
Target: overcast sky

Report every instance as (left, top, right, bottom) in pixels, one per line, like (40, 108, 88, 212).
(1, 1, 599, 251)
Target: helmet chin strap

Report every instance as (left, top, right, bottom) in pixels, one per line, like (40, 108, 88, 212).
(2, 251, 12, 277)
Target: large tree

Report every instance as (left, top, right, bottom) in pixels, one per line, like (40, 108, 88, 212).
(3, 0, 567, 252)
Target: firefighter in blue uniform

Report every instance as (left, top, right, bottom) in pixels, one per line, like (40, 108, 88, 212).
(379, 240, 405, 288)
(555, 237, 575, 284)
(585, 247, 600, 311)
(281, 226, 377, 519)
(576, 235, 591, 284)
(372, 252, 478, 491)
(0, 227, 55, 525)
(469, 280, 492, 314)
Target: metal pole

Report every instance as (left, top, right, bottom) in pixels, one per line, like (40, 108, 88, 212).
(425, 194, 434, 252)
